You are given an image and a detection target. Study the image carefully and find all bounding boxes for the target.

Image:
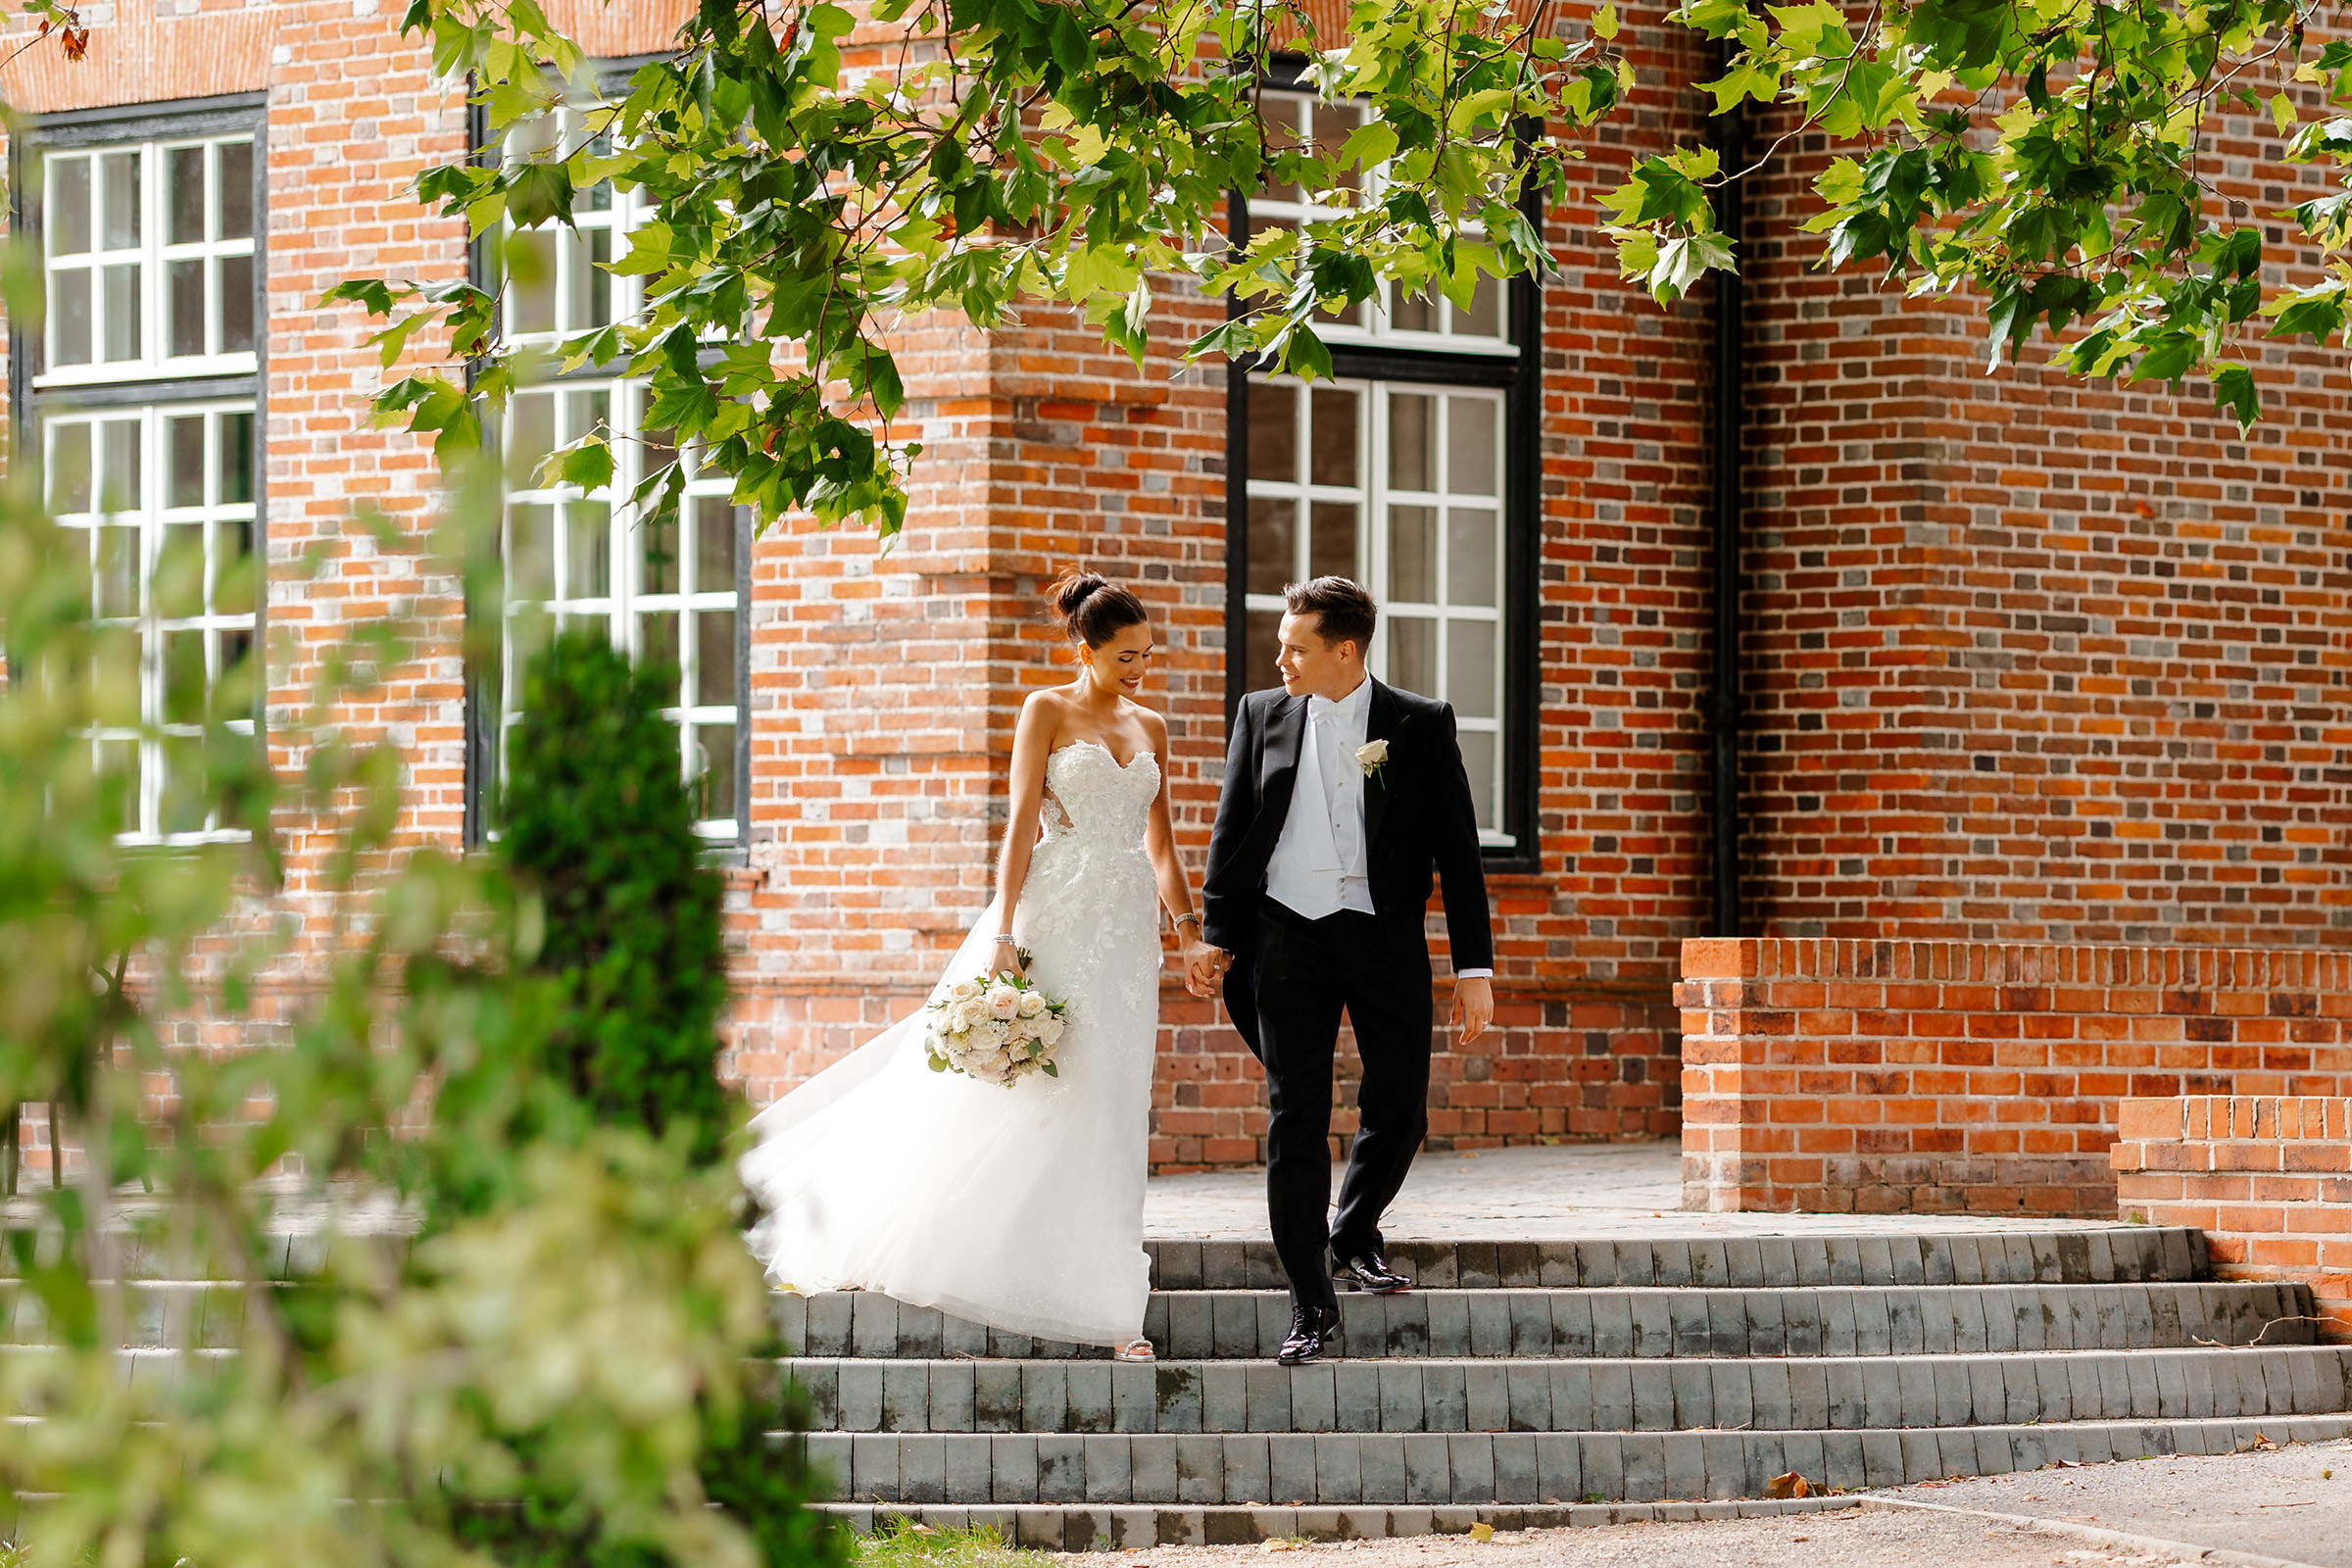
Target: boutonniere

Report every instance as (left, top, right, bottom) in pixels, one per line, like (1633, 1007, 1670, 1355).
(1355, 738, 1390, 787)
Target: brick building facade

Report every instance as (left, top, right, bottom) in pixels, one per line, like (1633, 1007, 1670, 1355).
(6, 0, 2350, 1185)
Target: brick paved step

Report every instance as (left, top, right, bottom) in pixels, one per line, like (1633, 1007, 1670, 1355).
(811, 1495, 1859, 1547)
(791, 1413, 2352, 1509)
(783, 1345, 2352, 1435)
(775, 1280, 2314, 1361)
(0, 1229, 2202, 1292)
(1144, 1231, 2204, 1292)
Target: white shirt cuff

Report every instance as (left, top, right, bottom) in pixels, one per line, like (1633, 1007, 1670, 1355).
(1455, 968, 1494, 979)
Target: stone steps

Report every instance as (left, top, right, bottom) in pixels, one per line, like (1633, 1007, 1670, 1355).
(793, 1220, 2352, 1536)
(775, 1280, 2314, 1361)
(1143, 1231, 2203, 1292)
(791, 1413, 2352, 1515)
(784, 1346, 2352, 1434)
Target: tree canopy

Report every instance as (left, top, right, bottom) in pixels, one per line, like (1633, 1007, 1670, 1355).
(336, 0, 2352, 540)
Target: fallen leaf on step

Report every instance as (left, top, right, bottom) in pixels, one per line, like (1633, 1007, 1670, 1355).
(2249, 1432, 2278, 1451)
(1468, 1523, 1494, 1542)
(1766, 1472, 1811, 1499)
(1261, 1539, 1303, 1553)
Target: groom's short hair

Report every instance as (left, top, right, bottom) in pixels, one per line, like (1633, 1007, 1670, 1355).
(1285, 576, 1377, 656)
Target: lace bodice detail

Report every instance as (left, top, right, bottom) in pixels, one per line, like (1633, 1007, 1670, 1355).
(1039, 740, 1159, 852)
(1009, 740, 1163, 1055)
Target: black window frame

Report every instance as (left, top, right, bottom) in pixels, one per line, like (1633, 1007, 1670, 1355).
(1224, 70, 1542, 869)
(8, 92, 271, 845)
(460, 62, 755, 862)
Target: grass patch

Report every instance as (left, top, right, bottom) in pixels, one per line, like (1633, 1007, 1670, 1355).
(856, 1519, 1032, 1568)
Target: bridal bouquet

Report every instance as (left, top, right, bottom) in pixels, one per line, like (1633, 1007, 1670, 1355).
(923, 969, 1068, 1087)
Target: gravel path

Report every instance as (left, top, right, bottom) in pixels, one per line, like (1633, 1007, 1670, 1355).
(1094, 1504, 2197, 1567)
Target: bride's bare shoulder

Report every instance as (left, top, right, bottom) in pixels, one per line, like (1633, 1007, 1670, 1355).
(1016, 685, 1079, 744)
(1128, 702, 1170, 746)
(1020, 686, 1079, 720)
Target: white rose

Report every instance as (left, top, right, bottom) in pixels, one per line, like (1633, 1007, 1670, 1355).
(949, 978, 980, 1003)
(1355, 738, 1389, 777)
(988, 986, 1021, 1020)
(1017, 990, 1047, 1018)
(977, 1019, 1009, 1049)
(1038, 1016, 1064, 1047)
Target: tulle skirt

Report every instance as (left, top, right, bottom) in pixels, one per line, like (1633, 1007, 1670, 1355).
(741, 854, 1160, 1345)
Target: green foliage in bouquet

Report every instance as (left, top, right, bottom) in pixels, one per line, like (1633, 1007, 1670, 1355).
(494, 630, 734, 1176)
(0, 439, 836, 1568)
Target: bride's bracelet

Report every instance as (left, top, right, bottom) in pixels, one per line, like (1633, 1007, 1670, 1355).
(1172, 913, 1200, 938)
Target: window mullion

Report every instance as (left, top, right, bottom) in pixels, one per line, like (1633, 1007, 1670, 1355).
(146, 143, 164, 368)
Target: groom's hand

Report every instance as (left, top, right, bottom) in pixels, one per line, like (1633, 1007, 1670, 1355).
(1450, 975, 1494, 1046)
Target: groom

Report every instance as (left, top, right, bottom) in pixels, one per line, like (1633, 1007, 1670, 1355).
(1193, 576, 1494, 1365)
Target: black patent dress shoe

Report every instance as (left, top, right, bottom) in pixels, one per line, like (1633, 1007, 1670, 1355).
(1277, 1303, 1344, 1364)
(1332, 1250, 1411, 1294)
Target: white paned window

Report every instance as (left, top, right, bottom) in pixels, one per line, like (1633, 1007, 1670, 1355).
(500, 106, 644, 347)
(488, 102, 749, 844)
(1249, 89, 1511, 355)
(38, 134, 258, 384)
(1244, 375, 1510, 845)
(46, 403, 260, 843)
(496, 380, 745, 840)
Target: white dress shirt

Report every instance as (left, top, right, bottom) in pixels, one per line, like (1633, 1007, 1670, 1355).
(1266, 677, 1378, 920)
(1263, 678, 1492, 978)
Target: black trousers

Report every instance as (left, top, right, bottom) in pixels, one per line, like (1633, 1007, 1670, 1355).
(1253, 903, 1434, 1312)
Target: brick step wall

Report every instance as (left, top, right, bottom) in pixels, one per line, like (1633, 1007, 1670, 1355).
(1679, 939, 2352, 1216)
(2111, 1095, 2352, 1338)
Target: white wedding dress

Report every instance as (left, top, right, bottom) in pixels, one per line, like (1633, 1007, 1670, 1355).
(740, 740, 1163, 1345)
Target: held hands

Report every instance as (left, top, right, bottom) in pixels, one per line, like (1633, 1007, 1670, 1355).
(1182, 940, 1230, 998)
(1450, 974, 1494, 1047)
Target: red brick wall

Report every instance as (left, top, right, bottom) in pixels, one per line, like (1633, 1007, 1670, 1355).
(1680, 937, 2352, 1215)
(1735, 112, 2352, 948)
(2112, 1095, 2352, 1339)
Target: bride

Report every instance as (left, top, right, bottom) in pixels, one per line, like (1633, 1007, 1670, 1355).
(740, 571, 1222, 1360)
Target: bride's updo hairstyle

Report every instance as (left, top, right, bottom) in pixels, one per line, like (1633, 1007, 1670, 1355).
(1047, 568, 1150, 650)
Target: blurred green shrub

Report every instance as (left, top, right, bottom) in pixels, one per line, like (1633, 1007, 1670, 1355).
(497, 630, 733, 1171)
(0, 470, 835, 1568)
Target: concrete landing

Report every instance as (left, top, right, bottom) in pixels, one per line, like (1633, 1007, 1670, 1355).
(1144, 1143, 2126, 1240)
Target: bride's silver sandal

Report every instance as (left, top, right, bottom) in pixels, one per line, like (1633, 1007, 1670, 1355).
(1112, 1338, 1155, 1362)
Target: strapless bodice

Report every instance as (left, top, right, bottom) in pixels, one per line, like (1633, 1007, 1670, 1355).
(1040, 740, 1159, 850)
